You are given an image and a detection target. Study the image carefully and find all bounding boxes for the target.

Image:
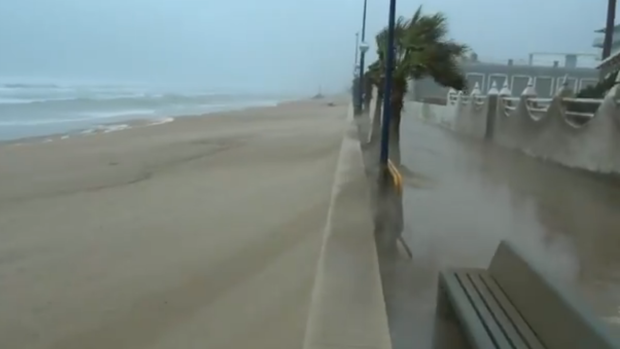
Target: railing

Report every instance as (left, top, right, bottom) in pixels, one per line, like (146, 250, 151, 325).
(446, 76, 609, 126)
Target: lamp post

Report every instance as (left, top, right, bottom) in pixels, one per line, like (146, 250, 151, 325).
(602, 0, 617, 60)
(601, 0, 617, 80)
(357, 41, 369, 114)
(379, 0, 397, 165)
(356, 0, 369, 115)
(352, 33, 360, 100)
(353, 32, 360, 74)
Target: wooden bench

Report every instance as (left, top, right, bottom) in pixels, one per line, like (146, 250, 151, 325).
(433, 240, 620, 349)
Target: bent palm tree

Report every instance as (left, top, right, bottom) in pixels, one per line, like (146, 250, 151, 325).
(366, 61, 383, 144)
(370, 6, 468, 164)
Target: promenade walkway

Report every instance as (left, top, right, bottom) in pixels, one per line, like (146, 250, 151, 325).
(380, 113, 620, 349)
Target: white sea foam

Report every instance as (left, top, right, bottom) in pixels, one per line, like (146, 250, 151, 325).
(148, 117, 175, 126)
(0, 110, 156, 126)
(81, 124, 131, 134)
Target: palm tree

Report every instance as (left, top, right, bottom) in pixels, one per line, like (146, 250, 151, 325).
(363, 70, 374, 112)
(369, 6, 468, 164)
(365, 61, 383, 144)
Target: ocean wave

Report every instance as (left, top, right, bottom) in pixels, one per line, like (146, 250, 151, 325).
(1, 83, 61, 89)
(81, 124, 131, 134)
(0, 91, 143, 105)
(0, 92, 245, 110)
(0, 97, 35, 104)
(0, 109, 155, 126)
(148, 117, 175, 126)
(0, 80, 283, 141)
(81, 109, 156, 119)
(0, 96, 85, 105)
(0, 98, 279, 128)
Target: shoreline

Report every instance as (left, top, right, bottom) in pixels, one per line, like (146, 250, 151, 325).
(0, 116, 174, 147)
(0, 99, 308, 148)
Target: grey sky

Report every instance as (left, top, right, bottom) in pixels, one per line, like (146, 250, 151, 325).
(0, 0, 612, 94)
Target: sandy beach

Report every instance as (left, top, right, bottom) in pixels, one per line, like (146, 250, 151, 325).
(0, 98, 348, 349)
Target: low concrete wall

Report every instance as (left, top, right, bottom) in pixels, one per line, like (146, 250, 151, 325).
(303, 105, 392, 349)
(404, 80, 620, 175)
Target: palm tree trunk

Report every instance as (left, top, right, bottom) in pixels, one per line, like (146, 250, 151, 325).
(389, 102, 402, 166)
(364, 97, 372, 114)
(370, 91, 383, 144)
(363, 80, 373, 113)
(389, 85, 404, 166)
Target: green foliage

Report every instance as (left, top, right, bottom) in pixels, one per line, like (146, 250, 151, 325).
(578, 71, 617, 99)
(370, 5, 468, 100)
(365, 6, 467, 165)
(566, 72, 617, 118)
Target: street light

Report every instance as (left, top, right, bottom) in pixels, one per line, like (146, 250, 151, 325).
(379, 0, 397, 165)
(353, 32, 360, 74)
(352, 33, 360, 100)
(356, 0, 369, 115)
(601, 0, 617, 80)
(602, 0, 617, 60)
(359, 41, 370, 58)
(359, 41, 370, 74)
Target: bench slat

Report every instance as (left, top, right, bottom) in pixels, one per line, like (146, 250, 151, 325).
(489, 241, 620, 349)
(440, 270, 497, 349)
(477, 273, 545, 349)
(437, 241, 620, 349)
(455, 271, 513, 349)
(467, 273, 529, 348)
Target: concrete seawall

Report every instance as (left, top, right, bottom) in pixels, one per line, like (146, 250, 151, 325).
(404, 79, 620, 175)
(302, 105, 392, 349)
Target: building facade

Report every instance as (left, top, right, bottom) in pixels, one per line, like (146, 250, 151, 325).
(410, 53, 599, 101)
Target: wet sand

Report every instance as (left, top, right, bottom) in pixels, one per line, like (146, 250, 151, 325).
(0, 99, 347, 349)
(382, 116, 620, 349)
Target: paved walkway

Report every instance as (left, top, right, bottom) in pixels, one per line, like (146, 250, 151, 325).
(380, 115, 620, 349)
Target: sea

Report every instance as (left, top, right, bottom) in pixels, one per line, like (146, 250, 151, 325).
(0, 78, 286, 141)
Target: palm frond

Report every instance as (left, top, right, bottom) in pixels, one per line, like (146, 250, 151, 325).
(369, 5, 468, 98)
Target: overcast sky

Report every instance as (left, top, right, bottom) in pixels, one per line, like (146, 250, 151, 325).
(0, 0, 612, 94)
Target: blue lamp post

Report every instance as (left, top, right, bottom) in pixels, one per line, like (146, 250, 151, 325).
(379, 0, 397, 165)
